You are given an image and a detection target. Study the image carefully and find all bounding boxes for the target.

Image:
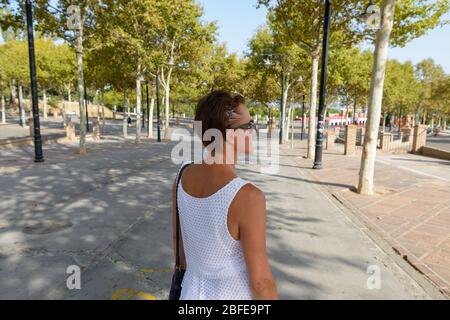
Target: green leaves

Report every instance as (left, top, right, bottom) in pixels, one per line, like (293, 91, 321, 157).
(390, 0, 450, 47)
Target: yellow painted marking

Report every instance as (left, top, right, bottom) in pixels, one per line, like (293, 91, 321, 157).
(111, 288, 156, 300)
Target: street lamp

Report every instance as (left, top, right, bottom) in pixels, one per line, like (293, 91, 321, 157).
(313, 0, 332, 170)
(279, 63, 286, 145)
(360, 0, 381, 31)
(301, 95, 306, 141)
(25, 0, 44, 162)
(263, 54, 286, 145)
(155, 70, 162, 142)
(84, 79, 89, 132)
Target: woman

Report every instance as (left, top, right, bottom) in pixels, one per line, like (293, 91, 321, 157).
(172, 90, 278, 300)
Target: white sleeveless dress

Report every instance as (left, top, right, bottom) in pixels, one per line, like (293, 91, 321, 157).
(176, 162, 254, 300)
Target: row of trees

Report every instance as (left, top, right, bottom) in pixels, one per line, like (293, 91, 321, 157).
(1, 0, 449, 195)
(1, 0, 224, 152)
(0, 38, 75, 121)
(256, 0, 449, 194)
(1, 29, 447, 129)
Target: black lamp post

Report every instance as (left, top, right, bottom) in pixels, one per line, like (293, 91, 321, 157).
(313, 0, 332, 170)
(279, 64, 286, 145)
(301, 95, 306, 141)
(84, 79, 89, 132)
(25, 0, 44, 162)
(155, 71, 161, 142)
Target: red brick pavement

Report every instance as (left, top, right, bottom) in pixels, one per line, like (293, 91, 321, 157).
(287, 142, 450, 297)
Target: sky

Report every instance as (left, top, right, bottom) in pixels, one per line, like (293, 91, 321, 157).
(2, 1, 449, 73)
(199, 0, 450, 73)
(197, 0, 268, 56)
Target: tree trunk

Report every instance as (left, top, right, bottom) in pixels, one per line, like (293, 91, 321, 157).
(68, 85, 72, 102)
(18, 85, 26, 127)
(285, 105, 291, 142)
(164, 82, 170, 131)
(343, 102, 348, 125)
(358, 0, 395, 195)
(282, 84, 290, 141)
(163, 67, 173, 135)
(10, 80, 17, 104)
(123, 95, 129, 138)
(76, 16, 87, 154)
(43, 88, 48, 118)
(307, 54, 319, 159)
(135, 62, 142, 143)
(60, 94, 66, 125)
(1, 93, 5, 124)
(290, 102, 295, 148)
(147, 83, 155, 138)
(101, 91, 105, 134)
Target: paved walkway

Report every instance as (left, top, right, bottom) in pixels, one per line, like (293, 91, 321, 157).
(0, 137, 435, 299)
(291, 140, 450, 297)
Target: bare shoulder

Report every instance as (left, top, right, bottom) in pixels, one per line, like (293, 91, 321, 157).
(231, 183, 266, 216)
(239, 183, 265, 202)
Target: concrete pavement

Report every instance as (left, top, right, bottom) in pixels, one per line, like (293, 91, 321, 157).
(0, 136, 432, 299)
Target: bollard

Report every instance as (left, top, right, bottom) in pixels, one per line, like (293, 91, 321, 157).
(326, 130, 335, 150)
(28, 118, 34, 137)
(344, 124, 357, 155)
(93, 119, 101, 141)
(66, 119, 76, 141)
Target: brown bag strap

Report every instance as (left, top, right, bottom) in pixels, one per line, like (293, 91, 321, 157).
(175, 162, 192, 269)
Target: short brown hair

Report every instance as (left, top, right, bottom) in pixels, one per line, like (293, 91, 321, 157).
(195, 90, 246, 146)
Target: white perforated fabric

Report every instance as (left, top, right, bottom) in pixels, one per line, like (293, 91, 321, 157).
(176, 162, 253, 300)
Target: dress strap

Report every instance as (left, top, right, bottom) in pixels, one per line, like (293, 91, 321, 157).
(176, 161, 193, 182)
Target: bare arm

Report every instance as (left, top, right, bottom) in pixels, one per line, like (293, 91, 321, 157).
(172, 179, 186, 269)
(233, 184, 278, 300)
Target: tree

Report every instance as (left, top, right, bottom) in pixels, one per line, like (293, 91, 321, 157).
(429, 75, 450, 129)
(258, 0, 370, 157)
(29, 0, 101, 154)
(0, 40, 29, 125)
(246, 26, 309, 141)
(85, 29, 135, 139)
(91, 0, 166, 143)
(51, 43, 76, 116)
(358, 0, 449, 195)
(155, 0, 216, 134)
(0, 44, 6, 124)
(34, 38, 59, 118)
(383, 60, 419, 128)
(415, 58, 447, 126)
(328, 47, 372, 124)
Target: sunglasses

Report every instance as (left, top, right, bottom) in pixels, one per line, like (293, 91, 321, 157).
(234, 119, 257, 130)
